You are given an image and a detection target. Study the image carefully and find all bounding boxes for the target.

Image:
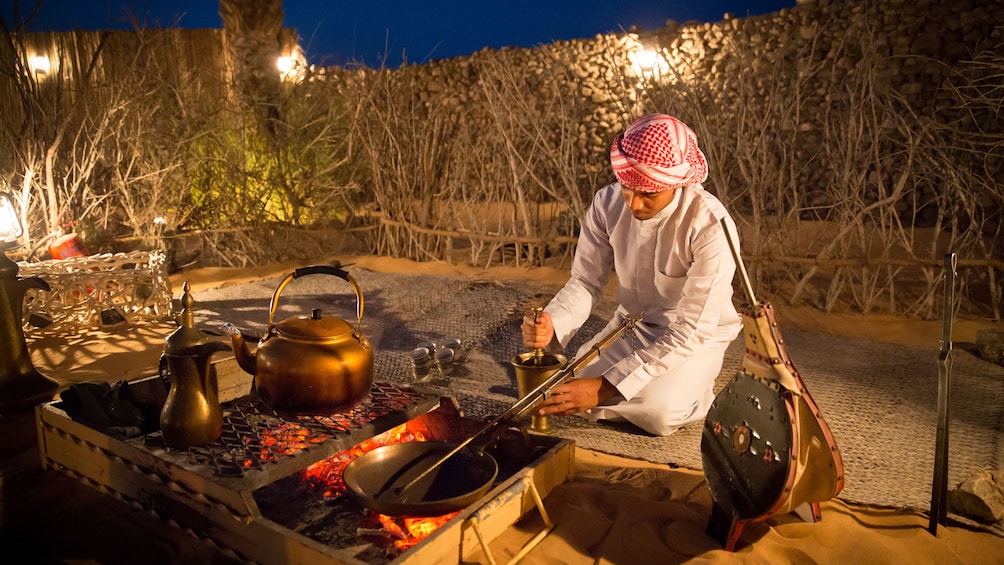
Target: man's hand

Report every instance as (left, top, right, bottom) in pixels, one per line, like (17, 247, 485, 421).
(521, 310, 555, 350)
(537, 377, 617, 416)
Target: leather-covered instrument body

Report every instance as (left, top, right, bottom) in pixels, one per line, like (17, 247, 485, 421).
(701, 219, 845, 550)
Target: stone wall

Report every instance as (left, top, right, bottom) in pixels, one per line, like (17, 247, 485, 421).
(309, 0, 1003, 195)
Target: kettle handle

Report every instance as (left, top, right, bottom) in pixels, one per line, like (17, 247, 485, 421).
(267, 265, 365, 333)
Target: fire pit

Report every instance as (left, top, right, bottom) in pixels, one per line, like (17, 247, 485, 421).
(255, 399, 567, 562)
(36, 366, 575, 564)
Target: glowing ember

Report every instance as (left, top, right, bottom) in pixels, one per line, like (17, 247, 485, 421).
(376, 512, 460, 549)
(301, 419, 430, 496)
(296, 414, 460, 547)
(250, 423, 316, 461)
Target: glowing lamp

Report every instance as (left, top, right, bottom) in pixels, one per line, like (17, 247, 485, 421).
(634, 49, 660, 72)
(0, 191, 22, 245)
(28, 54, 51, 76)
(277, 55, 295, 75)
(276, 47, 306, 82)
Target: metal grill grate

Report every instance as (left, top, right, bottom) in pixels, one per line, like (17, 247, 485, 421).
(143, 382, 430, 478)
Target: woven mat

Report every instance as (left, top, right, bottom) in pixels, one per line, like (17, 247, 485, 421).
(189, 267, 1004, 514)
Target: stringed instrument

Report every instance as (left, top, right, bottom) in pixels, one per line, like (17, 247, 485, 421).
(700, 219, 845, 551)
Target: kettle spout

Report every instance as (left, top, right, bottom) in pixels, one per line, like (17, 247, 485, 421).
(219, 322, 256, 375)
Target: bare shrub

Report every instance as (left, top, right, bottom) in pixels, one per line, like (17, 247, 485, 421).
(343, 66, 475, 262)
(916, 33, 1004, 320)
(0, 25, 116, 252)
(344, 48, 599, 269)
(471, 47, 606, 266)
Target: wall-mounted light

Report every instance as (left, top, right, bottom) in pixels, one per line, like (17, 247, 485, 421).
(277, 46, 306, 82)
(28, 54, 51, 77)
(277, 56, 294, 75)
(0, 192, 23, 247)
(633, 49, 660, 72)
(628, 46, 670, 80)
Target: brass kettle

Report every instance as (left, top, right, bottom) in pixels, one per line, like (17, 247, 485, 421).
(224, 265, 373, 413)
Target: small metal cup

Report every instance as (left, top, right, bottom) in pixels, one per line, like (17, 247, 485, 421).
(443, 337, 463, 362)
(511, 351, 567, 434)
(434, 347, 455, 377)
(409, 347, 434, 381)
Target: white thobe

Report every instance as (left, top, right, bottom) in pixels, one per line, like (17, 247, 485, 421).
(545, 181, 742, 436)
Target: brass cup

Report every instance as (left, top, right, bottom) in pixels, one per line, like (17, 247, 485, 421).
(511, 351, 567, 434)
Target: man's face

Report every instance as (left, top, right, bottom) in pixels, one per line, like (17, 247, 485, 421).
(620, 185, 676, 220)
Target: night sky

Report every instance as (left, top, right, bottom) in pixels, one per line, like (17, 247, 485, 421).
(5, 0, 795, 67)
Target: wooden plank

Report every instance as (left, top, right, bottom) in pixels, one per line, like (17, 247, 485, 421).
(395, 439, 575, 565)
(37, 402, 258, 516)
(213, 356, 253, 403)
(207, 514, 371, 565)
(38, 414, 259, 518)
(460, 440, 574, 560)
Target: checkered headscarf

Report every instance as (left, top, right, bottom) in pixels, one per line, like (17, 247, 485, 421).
(610, 114, 708, 193)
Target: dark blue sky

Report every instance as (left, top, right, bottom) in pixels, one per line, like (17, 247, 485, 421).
(5, 1, 795, 67)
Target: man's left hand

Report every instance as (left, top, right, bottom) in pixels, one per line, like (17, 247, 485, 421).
(537, 377, 617, 416)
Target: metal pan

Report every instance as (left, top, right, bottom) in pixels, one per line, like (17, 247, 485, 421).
(342, 441, 498, 516)
(344, 315, 638, 516)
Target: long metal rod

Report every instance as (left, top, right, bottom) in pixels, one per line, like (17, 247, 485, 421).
(929, 252, 956, 535)
(396, 314, 638, 496)
(719, 218, 757, 307)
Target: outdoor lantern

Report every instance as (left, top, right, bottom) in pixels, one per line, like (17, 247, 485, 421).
(0, 191, 59, 414)
(277, 55, 295, 75)
(28, 54, 51, 76)
(633, 49, 660, 72)
(0, 191, 23, 244)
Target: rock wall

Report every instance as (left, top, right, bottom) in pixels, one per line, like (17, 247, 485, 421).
(308, 0, 1003, 193)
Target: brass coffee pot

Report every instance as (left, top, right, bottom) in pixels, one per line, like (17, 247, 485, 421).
(0, 245, 58, 413)
(159, 283, 230, 448)
(224, 265, 373, 413)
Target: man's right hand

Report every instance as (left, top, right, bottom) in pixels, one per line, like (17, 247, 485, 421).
(521, 310, 555, 351)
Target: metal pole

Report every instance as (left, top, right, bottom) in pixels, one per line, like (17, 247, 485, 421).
(929, 252, 956, 535)
(720, 218, 756, 307)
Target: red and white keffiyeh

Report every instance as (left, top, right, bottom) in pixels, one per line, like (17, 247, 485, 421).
(609, 114, 709, 193)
